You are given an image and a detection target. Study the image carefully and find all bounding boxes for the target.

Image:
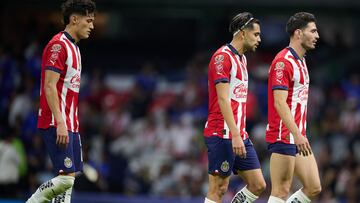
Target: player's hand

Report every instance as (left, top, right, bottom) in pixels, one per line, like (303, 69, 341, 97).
(232, 134, 247, 158)
(294, 135, 312, 156)
(56, 122, 69, 148)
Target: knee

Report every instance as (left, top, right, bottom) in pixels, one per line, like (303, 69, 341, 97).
(248, 180, 266, 196)
(217, 184, 229, 197)
(272, 185, 291, 199)
(256, 181, 267, 194)
(208, 179, 229, 200)
(57, 175, 75, 190)
(307, 185, 322, 198)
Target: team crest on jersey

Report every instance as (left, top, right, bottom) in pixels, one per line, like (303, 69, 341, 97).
(49, 44, 61, 65)
(214, 54, 224, 63)
(51, 44, 62, 53)
(214, 54, 225, 74)
(220, 160, 230, 172)
(64, 157, 73, 168)
(275, 61, 285, 70)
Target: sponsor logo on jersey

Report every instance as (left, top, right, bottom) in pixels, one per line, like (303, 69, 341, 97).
(233, 83, 248, 98)
(298, 87, 309, 102)
(70, 73, 81, 89)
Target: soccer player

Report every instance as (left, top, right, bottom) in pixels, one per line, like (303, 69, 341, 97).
(26, 1, 96, 203)
(266, 12, 321, 203)
(204, 12, 266, 203)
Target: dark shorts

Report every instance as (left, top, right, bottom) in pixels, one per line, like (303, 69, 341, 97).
(204, 136, 261, 176)
(40, 127, 83, 174)
(268, 142, 298, 156)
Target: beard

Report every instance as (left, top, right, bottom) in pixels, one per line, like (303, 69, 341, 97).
(301, 41, 315, 51)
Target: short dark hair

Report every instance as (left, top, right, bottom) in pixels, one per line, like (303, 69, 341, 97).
(61, 0, 96, 25)
(286, 12, 316, 36)
(229, 12, 260, 35)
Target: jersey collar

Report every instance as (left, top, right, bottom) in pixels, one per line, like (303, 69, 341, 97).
(287, 46, 302, 61)
(62, 31, 76, 44)
(226, 43, 242, 56)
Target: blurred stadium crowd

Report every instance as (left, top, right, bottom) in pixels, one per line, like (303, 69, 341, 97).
(0, 2, 360, 203)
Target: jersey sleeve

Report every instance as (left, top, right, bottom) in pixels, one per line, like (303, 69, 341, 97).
(209, 53, 232, 84)
(269, 59, 293, 90)
(43, 41, 67, 74)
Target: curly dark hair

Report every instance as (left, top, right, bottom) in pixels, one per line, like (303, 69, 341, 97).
(61, 0, 96, 25)
(286, 12, 317, 36)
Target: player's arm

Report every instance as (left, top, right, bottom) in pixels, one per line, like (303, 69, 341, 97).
(216, 83, 246, 158)
(43, 42, 69, 148)
(273, 90, 311, 156)
(44, 70, 69, 147)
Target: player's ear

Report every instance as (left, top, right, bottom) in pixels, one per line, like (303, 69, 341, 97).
(240, 30, 246, 39)
(294, 29, 302, 39)
(69, 14, 78, 25)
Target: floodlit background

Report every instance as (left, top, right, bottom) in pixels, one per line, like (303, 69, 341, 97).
(0, 0, 359, 202)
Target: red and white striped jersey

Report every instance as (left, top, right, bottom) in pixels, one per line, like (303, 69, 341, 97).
(204, 44, 249, 140)
(266, 47, 310, 144)
(37, 32, 82, 133)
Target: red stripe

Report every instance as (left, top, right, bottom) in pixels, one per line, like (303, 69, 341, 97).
(241, 102, 247, 139)
(225, 49, 243, 80)
(240, 56, 247, 81)
(56, 74, 66, 127)
(73, 95, 79, 132)
(65, 89, 74, 132)
(301, 106, 307, 135)
(229, 99, 239, 139)
(295, 103, 302, 129)
(281, 76, 295, 142)
(299, 65, 304, 84)
(63, 38, 78, 70)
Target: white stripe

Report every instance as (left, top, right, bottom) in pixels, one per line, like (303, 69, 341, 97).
(237, 103, 242, 135)
(60, 35, 73, 69)
(61, 86, 67, 128)
(76, 47, 82, 71)
(222, 47, 248, 140)
(79, 133, 83, 162)
(223, 120, 230, 139)
(240, 55, 248, 80)
(242, 104, 246, 140)
(69, 98, 74, 132)
(76, 107, 79, 132)
(51, 114, 55, 126)
(277, 120, 282, 141)
(298, 104, 305, 134)
(285, 52, 301, 144)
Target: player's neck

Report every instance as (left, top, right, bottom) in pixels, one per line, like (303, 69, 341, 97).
(289, 41, 306, 59)
(230, 40, 245, 55)
(64, 26, 79, 43)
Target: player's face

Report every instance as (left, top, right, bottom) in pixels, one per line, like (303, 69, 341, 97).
(300, 22, 319, 50)
(244, 23, 261, 52)
(75, 13, 95, 40)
